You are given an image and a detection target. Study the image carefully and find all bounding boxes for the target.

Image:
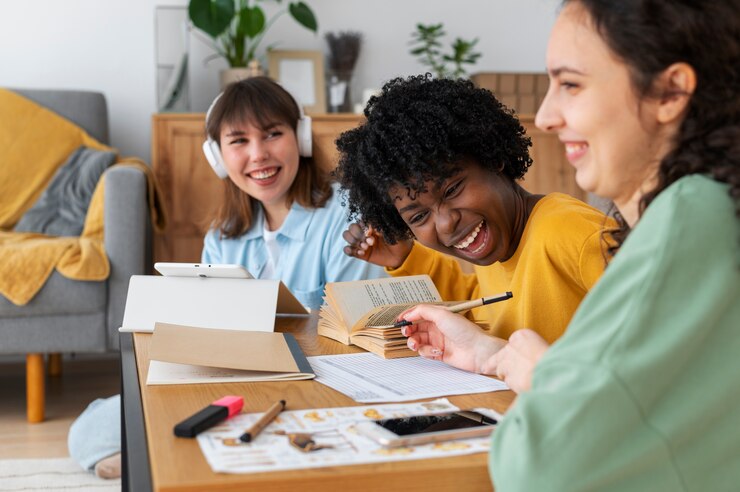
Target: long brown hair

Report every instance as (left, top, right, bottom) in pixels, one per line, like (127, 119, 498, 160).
(566, 0, 740, 255)
(205, 77, 332, 238)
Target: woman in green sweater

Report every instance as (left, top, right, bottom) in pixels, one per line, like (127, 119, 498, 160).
(400, 0, 740, 489)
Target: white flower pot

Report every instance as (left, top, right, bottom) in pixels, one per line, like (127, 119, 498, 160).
(219, 68, 251, 89)
(219, 61, 265, 89)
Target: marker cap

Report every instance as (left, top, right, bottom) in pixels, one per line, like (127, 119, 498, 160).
(213, 395, 244, 417)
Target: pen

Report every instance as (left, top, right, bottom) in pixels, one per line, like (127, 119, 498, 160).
(390, 291, 513, 329)
(174, 395, 244, 438)
(239, 399, 286, 443)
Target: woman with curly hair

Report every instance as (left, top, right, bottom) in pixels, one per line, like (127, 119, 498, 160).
(400, 0, 740, 489)
(337, 74, 613, 356)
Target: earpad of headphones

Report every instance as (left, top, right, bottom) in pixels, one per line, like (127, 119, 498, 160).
(202, 139, 229, 179)
(296, 116, 313, 157)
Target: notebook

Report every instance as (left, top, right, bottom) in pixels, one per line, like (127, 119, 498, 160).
(146, 322, 315, 385)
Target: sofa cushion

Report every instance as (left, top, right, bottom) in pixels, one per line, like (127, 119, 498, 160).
(0, 271, 106, 318)
(14, 146, 116, 236)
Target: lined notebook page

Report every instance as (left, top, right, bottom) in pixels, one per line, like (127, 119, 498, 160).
(308, 353, 508, 403)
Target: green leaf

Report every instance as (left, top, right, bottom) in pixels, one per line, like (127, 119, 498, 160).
(239, 5, 265, 38)
(189, 0, 234, 39)
(288, 2, 317, 32)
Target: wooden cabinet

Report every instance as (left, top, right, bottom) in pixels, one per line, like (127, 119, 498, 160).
(152, 114, 217, 263)
(151, 113, 582, 264)
(518, 115, 585, 202)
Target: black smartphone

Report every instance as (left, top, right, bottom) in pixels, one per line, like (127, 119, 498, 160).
(355, 410, 499, 447)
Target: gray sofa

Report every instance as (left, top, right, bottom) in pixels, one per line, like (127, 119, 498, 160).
(0, 89, 151, 422)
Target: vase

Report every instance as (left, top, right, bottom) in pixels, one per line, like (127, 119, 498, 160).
(219, 60, 264, 89)
(327, 69, 354, 113)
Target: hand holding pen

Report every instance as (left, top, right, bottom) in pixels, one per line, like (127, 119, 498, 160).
(393, 292, 512, 329)
(398, 299, 511, 374)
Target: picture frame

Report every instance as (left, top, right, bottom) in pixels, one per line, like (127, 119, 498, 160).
(268, 50, 326, 114)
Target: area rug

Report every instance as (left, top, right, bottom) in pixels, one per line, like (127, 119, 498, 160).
(0, 457, 120, 491)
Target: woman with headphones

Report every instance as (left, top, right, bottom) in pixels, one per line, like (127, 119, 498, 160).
(200, 76, 385, 309)
(66, 77, 384, 479)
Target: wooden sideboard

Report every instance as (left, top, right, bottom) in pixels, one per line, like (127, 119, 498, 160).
(151, 113, 582, 264)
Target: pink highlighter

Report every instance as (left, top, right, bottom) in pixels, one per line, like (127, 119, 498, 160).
(174, 395, 244, 438)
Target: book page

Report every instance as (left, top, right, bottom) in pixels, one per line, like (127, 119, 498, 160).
(317, 302, 352, 344)
(327, 275, 441, 329)
(352, 299, 465, 336)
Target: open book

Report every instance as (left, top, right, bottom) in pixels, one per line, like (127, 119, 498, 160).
(318, 275, 458, 359)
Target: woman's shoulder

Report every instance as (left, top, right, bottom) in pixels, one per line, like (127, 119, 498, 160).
(306, 182, 349, 217)
(284, 183, 350, 240)
(653, 174, 732, 213)
(533, 193, 607, 220)
(525, 193, 611, 242)
(635, 175, 736, 245)
(516, 194, 610, 284)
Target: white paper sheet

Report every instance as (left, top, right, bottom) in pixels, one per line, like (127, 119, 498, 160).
(308, 353, 508, 403)
(197, 398, 496, 474)
(146, 360, 311, 385)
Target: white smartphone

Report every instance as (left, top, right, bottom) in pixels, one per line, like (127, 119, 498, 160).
(354, 410, 499, 448)
(153, 262, 254, 279)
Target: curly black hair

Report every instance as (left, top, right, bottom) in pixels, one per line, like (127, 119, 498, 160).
(335, 74, 532, 244)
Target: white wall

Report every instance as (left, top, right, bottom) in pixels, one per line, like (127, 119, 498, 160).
(0, 0, 559, 161)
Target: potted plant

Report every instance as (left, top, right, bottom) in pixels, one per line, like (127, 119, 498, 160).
(409, 23, 481, 79)
(189, 0, 318, 87)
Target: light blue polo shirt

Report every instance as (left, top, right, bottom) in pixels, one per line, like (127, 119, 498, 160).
(202, 184, 387, 309)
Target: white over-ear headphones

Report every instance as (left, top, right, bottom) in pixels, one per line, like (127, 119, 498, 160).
(202, 90, 313, 179)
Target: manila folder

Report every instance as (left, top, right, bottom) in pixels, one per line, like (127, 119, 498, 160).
(147, 322, 314, 385)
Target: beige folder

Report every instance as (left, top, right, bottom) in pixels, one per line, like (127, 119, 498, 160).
(146, 322, 315, 385)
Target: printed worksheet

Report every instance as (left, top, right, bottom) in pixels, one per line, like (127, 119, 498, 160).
(308, 353, 508, 402)
(197, 399, 493, 474)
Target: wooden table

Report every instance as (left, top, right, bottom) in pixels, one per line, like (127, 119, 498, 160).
(121, 315, 514, 492)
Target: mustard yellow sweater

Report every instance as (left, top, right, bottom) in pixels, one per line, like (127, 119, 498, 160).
(388, 193, 612, 343)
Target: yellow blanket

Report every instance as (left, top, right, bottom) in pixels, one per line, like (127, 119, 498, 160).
(0, 89, 112, 229)
(0, 89, 165, 305)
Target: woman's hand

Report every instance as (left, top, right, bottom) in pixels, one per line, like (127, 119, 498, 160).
(400, 304, 506, 373)
(342, 223, 413, 269)
(485, 329, 549, 393)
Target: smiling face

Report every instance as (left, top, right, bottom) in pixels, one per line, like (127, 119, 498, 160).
(219, 119, 300, 215)
(389, 162, 525, 266)
(535, 3, 666, 216)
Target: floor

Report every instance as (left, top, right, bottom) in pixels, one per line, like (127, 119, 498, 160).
(0, 355, 120, 459)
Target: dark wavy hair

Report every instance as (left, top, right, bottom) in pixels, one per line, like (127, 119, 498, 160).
(567, 0, 740, 253)
(206, 76, 331, 238)
(335, 74, 532, 244)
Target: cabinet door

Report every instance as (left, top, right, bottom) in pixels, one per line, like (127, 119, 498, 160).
(519, 117, 585, 202)
(311, 114, 364, 175)
(152, 115, 222, 263)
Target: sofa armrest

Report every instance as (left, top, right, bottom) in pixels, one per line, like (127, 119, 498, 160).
(104, 166, 151, 349)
